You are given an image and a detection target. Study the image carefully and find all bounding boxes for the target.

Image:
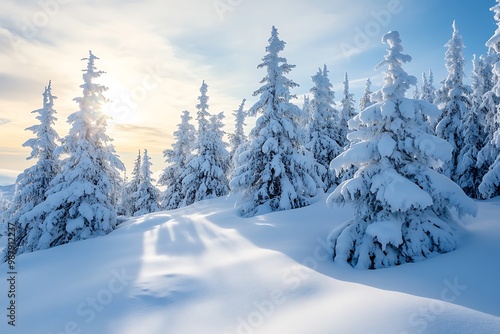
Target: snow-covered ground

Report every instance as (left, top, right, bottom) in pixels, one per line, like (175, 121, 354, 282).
(1, 193, 500, 334)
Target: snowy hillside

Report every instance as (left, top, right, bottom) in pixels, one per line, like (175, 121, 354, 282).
(1, 193, 499, 334)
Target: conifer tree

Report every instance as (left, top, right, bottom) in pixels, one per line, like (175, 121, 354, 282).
(230, 26, 323, 217)
(228, 99, 247, 176)
(305, 65, 341, 189)
(121, 150, 142, 216)
(339, 72, 356, 149)
(159, 111, 196, 210)
(26, 51, 124, 250)
(421, 70, 437, 104)
(435, 21, 472, 181)
(359, 78, 373, 111)
(479, 1, 500, 199)
(5, 82, 61, 256)
(327, 31, 476, 269)
(181, 82, 229, 206)
(133, 149, 161, 216)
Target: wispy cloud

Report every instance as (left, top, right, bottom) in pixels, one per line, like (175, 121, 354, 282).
(0, 118, 10, 125)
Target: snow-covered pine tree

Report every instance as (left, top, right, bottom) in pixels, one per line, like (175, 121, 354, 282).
(228, 99, 247, 176)
(132, 149, 161, 216)
(230, 26, 323, 217)
(208, 111, 231, 182)
(460, 54, 491, 198)
(339, 72, 356, 149)
(180, 81, 229, 206)
(120, 150, 142, 216)
(479, 1, 500, 199)
(4, 81, 61, 256)
(420, 70, 437, 104)
(359, 78, 373, 111)
(435, 21, 472, 181)
(305, 65, 341, 189)
(26, 51, 124, 250)
(327, 31, 477, 269)
(456, 104, 482, 198)
(159, 111, 196, 210)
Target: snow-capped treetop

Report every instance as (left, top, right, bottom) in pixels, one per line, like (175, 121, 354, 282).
(375, 31, 417, 100)
(487, 1, 500, 52)
(439, 21, 468, 99)
(250, 26, 299, 118)
(197, 81, 210, 137)
(24, 80, 60, 166)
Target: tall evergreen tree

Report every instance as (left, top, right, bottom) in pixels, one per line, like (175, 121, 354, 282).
(230, 26, 323, 217)
(339, 72, 356, 149)
(464, 54, 491, 196)
(435, 21, 472, 181)
(4, 82, 61, 256)
(479, 1, 500, 199)
(133, 149, 161, 216)
(121, 150, 142, 216)
(359, 78, 373, 111)
(180, 82, 229, 206)
(228, 99, 247, 175)
(26, 51, 124, 250)
(159, 111, 196, 210)
(305, 65, 341, 189)
(327, 31, 476, 269)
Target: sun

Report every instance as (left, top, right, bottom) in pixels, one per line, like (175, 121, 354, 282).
(100, 75, 139, 125)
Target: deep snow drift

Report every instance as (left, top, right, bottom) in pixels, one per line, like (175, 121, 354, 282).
(1, 193, 499, 334)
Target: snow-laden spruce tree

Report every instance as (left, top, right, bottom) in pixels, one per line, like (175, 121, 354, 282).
(435, 21, 472, 181)
(479, 1, 500, 199)
(305, 65, 341, 189)
(339, 73, 357, 149)
(421, 70, 437, 104)
(119, 150, 141, 216)
(327, 31, 477, 269)
(230, 26, 323, 217)
(3, 82, 61, 256)
(359, 78, 373, 111)
(132, 149, 160, 216)
(456, 54, 491, 198)
(159, 111, 196, 210)
(228, 99, 247, 176)
(181, 82, 229, 206)
(26, 51, 124, 250)
(456, 104, 482, 198)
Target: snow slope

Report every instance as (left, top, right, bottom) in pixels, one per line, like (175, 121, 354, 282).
(1, 193, 500, 334)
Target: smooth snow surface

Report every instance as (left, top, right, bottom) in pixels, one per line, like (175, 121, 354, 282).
(1, 194, 500, 334)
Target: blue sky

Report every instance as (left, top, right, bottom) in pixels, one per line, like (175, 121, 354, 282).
(0, 0, 496, 180)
